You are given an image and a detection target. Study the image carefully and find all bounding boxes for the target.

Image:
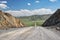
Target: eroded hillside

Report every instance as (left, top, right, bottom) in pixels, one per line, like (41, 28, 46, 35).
(0, 10, 24, 29)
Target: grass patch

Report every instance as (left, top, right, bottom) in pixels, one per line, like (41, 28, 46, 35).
(20, 19, 45, 26)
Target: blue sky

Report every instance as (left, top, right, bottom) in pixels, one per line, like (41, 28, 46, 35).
(0, 0, 60, 16)
(0, 0, 60, 10)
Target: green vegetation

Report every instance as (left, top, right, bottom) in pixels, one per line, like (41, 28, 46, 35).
(16, 14, 51, 26)
(20, 18, 45, 26)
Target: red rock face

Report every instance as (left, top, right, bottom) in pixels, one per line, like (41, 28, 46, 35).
(42, 9, 60, 27)
(0, 10, 24, 29)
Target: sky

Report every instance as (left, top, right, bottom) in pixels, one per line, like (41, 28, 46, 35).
(0, 0, 60, 16)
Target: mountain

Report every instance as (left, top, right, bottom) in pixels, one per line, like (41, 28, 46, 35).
(17, 14, 51, 21)
(42, 9, 60, 27)
(0, 10, 24, 29)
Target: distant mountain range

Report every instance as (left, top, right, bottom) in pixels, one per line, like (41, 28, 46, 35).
(16, 14, 52, 21)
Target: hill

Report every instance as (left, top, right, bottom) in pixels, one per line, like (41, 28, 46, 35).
(16, 14, 51, 26)
(0, 10, 24, 29)
(17, 14, 51, 21)
(42, 9, 60, 27)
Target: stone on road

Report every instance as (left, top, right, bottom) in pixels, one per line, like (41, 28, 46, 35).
(0, 27, 60, 40)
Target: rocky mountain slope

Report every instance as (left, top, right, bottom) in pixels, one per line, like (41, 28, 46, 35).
(0, 10, 24, 29)
(42, 9, 60, 27)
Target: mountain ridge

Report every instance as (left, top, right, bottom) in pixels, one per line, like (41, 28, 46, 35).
(42, 9, 60, 27)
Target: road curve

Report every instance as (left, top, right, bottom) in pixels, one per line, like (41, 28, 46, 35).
(0, 27, 60, 40)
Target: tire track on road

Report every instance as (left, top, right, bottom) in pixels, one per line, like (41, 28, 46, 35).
(0, 27, 33, 40)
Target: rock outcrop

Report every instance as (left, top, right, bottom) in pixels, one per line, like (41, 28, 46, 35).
(0, 10, 24, 29)
(42, 9, 60, 27)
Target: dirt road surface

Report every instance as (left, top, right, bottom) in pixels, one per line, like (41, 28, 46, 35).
(0, 27, 60, 40)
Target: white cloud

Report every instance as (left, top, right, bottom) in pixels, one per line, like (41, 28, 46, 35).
(27, 3, 31, 6)
(0, 4, 9, 9)
(0, 1, 7, 3)
(49, 0, 57, 2)
(0, 1, 8, 9)
(32, 8, 54, 15)
(35, 0, 40, 3)
(6, 9, 33, 16)
(5, 8, 55, 17)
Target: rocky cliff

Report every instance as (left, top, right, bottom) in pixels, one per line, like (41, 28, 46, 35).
(0, 10, 24, 29)
(42, 9, 60, 27)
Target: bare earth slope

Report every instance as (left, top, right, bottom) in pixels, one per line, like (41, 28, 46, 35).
(0, 10, 24, 29)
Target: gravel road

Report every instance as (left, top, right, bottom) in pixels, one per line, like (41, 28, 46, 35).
(0, 27, 60, 40)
